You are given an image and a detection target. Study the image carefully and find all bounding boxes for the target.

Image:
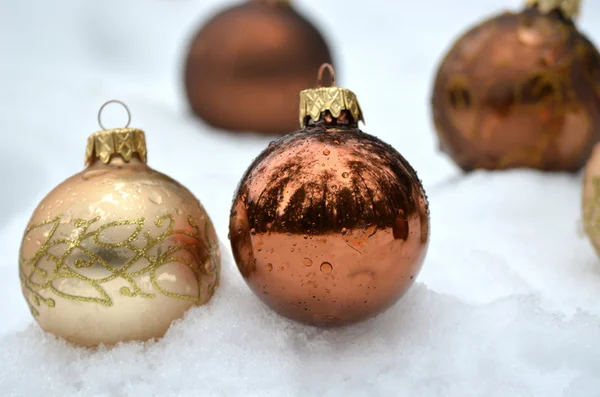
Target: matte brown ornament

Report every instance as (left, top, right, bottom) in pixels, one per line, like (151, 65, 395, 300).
(229, 65, 430, 327)
(19, 101, 220, 346)
(431, 0, 600, 172)
(184, 0, 333, 136)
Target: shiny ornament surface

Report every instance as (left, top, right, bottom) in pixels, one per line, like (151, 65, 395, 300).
(229, 67, 429, 326)
(19, 103, 220, 346)
(431, 0, 600, 171)
(184, 0, 333, 136)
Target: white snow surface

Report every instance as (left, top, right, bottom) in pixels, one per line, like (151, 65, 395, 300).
(1, 0, 600, 396)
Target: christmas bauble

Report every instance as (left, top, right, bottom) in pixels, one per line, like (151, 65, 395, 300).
(229, 65, 430, 326)
(19, 101, 220, 346)
(431, 0, 600, 172)
(583, 143, 600, 255)
(184, 0, 333, 136)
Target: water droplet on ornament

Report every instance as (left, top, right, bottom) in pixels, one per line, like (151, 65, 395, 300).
(320, 262, 333, 274)
(250, 228, 256, 235)
(290, 248, 295, 252)
(341, 228, 347, 235)
(149, 192, 163, 205)
(331, 184, 337, 190)
(342, 172, 349, 179)
(266, 263, 273, 271)
(303, 258, 313, 267)
(323, 149, 330, 156)
(60, 212, 73, 224)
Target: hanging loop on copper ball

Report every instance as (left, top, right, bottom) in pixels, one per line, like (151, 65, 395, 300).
(317, 63, 336, 87)
(97, 100, 132, 130)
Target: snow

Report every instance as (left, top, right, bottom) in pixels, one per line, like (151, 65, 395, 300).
(1, 0, 600, 395)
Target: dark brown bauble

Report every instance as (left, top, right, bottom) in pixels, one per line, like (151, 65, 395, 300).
(431, 0, 600, 172)
(229, 68, 430, 326)
(184, 0, 333, 136)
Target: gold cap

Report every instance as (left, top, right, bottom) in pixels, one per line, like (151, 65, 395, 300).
(85, 100, 148, 165)
(525, 0, 580, 18)
(85, 128, 147, 165)
(299, 64, 364, 128)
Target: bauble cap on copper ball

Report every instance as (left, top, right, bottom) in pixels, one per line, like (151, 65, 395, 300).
(431, 0, 600, 172)
(184, 0, 333, 136)
(229, 65, 430, 327)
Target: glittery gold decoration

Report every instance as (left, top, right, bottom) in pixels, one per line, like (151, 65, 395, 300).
(299, 87, 364, 127)
(85, 128, 147, 166)
(20, 214, 219, 317)
(525, 0, 580, 18)
(18, 101, 220, 346)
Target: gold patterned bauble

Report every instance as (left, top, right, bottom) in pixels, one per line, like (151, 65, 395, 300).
(229, 65, 430, 327)
(582, 143, 600, 255)
(19, 101, 220, 346)
(431, 0, 600, 172)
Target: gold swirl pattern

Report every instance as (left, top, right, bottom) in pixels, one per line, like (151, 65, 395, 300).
(19, 213, 219, 316)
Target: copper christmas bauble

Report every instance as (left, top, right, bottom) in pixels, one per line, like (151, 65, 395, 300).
(431, 0, 600, 172)
(19, 101, 220, 346)
(184, 0, 333, 136)
(229, 66, 430, 326)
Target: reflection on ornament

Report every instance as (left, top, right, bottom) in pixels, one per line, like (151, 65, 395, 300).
(229, 65, 430, 327)
(19, 100, 220, 346)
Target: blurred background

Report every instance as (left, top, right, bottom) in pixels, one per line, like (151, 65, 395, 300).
(1, 0, 600, 333)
